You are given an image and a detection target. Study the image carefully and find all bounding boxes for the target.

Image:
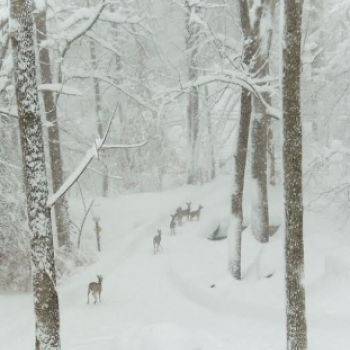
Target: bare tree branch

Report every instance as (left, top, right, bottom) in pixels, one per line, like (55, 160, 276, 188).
(47, 108, 148, 208)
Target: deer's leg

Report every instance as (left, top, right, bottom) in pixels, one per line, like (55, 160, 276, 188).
(99, 290, 101, 303)
(87, 289, 90, 304)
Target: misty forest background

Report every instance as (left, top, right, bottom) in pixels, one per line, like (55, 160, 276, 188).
(0, 0, 349, 349)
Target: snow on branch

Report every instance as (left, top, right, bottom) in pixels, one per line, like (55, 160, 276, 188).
(64, 71, 158, 114)
(158, 72, 280, 120)
(85, 32, 131, 67)
(101, 141, 148, 150)
(100, 10, 148, 25)
(47, 110, 148, 208)
(59, 0, 109, 57)
(52, 1, 148, 58)
(0, 107, 18, 119)
(38, 84, 82, 96)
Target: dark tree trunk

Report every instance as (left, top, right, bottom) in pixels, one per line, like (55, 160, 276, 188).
(268, 122, 277, 186)
(10, 0, 61, 348)
(283, 1, 308, 349)
(228, 0, 253, 280)
(249, 0, 276, 243)
(35, 7, 71, 248)
(251, 85, 270, 243)
(229, 88, 252, 280)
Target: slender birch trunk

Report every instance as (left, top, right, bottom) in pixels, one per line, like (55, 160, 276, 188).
(10, 0, 61, 348)
(35, 3, 71, 248)
(283, 0, 308, 349)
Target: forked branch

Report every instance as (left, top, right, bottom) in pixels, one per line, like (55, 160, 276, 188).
(47, 106, 148, 207)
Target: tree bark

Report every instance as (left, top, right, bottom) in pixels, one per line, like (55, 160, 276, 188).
(35, 6, 71, 248)
(228, 0, 255, 280)
(204, 84, 215, 181)
(10, 0, 61, 348)
(229, 88, 251, 280)
(89, 38, 109, 196)
(186, 3, 201, 185)
(283, 0, 308, 349)
(268, 122, 277, 186)
(308, 0, 327, 145)
(250, 0, 275, 243)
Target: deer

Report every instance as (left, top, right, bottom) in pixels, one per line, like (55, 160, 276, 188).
(178, 202, 191, 222)
(87, 275, 103, 304)
(175, 207, 182, 226)
(170, 214, 177, 235)
(153, 229, 162, 254)
(189, 205, 203, 221)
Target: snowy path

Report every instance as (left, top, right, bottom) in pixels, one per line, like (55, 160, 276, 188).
(1, 178, 350, 349)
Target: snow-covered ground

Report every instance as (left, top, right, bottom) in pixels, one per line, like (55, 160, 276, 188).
(1, 176, 350, 350)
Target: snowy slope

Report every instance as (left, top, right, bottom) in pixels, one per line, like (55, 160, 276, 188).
(1, 176, 350, 350)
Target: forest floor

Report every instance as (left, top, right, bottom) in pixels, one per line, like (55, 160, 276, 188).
(1, 176, 350, 350)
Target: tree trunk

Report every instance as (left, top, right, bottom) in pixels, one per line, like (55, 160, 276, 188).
(10, 0, 61, 348)
(250, 0, 276, 243)
(251, 85, 269, 243)
(283, 1, 308, 349)
(204, 84, 216, 181)
(268, 123, 277, 186)
(229, 88, 252, 280)
(228, 0, 254, 280)
(308, 0, 327, 145)
(89, 28, 109, 197)
(35, 6, 71, 248)
(186, 4, 201, 185)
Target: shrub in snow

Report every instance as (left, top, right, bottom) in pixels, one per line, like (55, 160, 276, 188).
(207, 216, 229, 240)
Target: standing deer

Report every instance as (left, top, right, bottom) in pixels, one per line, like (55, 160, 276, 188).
(87, 275, 103, 304)
(189, 205, 203, 221)
(153, 229, 162, 254)
(170, 214, 177, 235)
(179, 202, 191, 222)
(176, 207, 182, 226)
